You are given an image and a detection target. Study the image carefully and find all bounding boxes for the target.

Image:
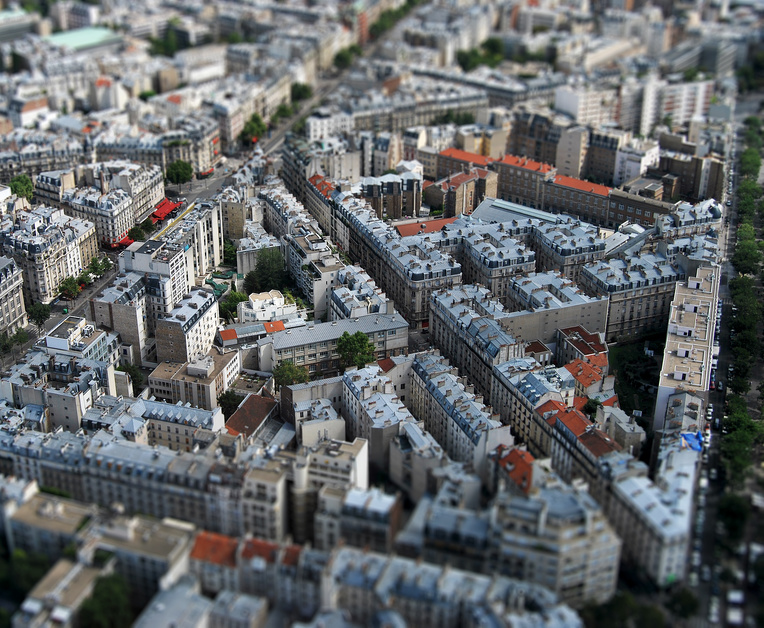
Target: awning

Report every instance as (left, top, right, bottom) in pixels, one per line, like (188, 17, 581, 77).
(119, 236, 134, 246)
(152, 198, 182, 221)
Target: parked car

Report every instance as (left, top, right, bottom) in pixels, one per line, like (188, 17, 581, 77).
(718, 381, 724, 392)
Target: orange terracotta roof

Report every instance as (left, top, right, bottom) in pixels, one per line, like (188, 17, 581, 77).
(564, 359, 603, 389)
(226, 394, 277, 438)
(497, 447, 535, 494)
(439, 147, 495, 167)
(554, 408, 591, 436)
(553, 175, 611, 196)
(190, 531, 238, 568)
(578, 429, 621, 457)
(436, 171, 478, 190)
(396, 217, 459, 237)
(264, 321, 285, 333)
(281, 545, 302, 567)
(377, 357, 396, 373)
(588, 353, 609, 370)
(525, 340, 549, 355)
(497, 154, 553, 173)
(219, 329, 237, 341)
(95, 77, 111, 88)
(572, 396, 588, 412)
(167, 94, 182, 105)
(602, 394, 619, 407)
(241, 538, 280, 562)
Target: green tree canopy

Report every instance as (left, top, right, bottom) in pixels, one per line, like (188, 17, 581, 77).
(244, 248, 286, 294)
(219, 291, 248, 321)
(127, 226, 145, 242)
(273, 360, 309, 391)
(59, 276, 81, 300)
(218, 389, 245, 419)
(718, 493, 750, 542)
(27, 302, 51, 335)
(9, 174, 33, 201)
(291, 83, 313, 101)
(337, 330, 377, 370)
(78, 574, 133, 628)
(666, 588, 699, 619)
(240, 113, 267, 145)
(740, 147, 761, 178)
(166, 159, 194, 187)
(333, 48, 354, 70)
(223, 240, 237, 266)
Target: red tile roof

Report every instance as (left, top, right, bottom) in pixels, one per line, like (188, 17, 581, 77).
(377, 357, 396, 373)
(309, 174, 334, 198)
(552, 408, 591, 437)
(497, 447, 535, 494)
(95, 77, 112, 88)
(226, 394, 277, 438)
(190, 531, 238, 568)
(219, 329, 237, 341)
(439, 147, 495, 167)
(281, 545, 302, 567)
(167, 94, 182, 105)
(497, 154, 554, 173)
(241, 538, 280, 562)
(578, 428, 621, 458)
(602, 394, 619, 407)
(435, 171, 478, 191)
(395, 217, 459, 237)
(264, 321, 285, 333)
(525, 340, 550, 355)
(564, 359, 603, 389)
(553, 175, 611, 196)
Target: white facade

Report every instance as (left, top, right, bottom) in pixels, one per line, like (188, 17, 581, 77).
(237, 290, 300, 323)
(614, 140, 660, 186)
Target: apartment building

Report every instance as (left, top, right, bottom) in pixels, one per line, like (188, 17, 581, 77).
(322, 546, 579, 627)
(429, 286, 525, 400)
(410, 353, 512, 478)
(580, 253, 685, 342)
(654, 265, 720, 430)
(554, 85, 618, 127)
(360, 172, 422, 220)
(314, 486, 403, 553)
(422, 168, 497, 218)
(256, 314, 409, 375)
(608, 188, 678, 229)
(530, 221, 606, 282)
(436, 147, 496, 180)
(1, 349, 115, 433)
(543, 176, 612, 226)
(159, 200, 223, 283)
(155, 288, 219, 363)
(502, 273, 609, 345)
(237, 290, 301, 323)
(119, 240, 190, 315)
(614, 140, 660, 187)
(62, 186, 134, 248)
(329, 266, 394, 322)
(284, 226, 344, 320)
(507, 107, 576, 167)
(41, 316, 120, 365)
(2, 206, 98, 305)
(585, 128, 629, 186)
(0, 256, 26, 335)
(148, 351, 241, 411)
(388, 421, 448, 502)
(342, 365, 416, 470)
(491, 154, 556, 209)
(491, 363, 576, 457)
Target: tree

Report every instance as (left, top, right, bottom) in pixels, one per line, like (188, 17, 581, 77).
(239, 113, 267, 145)
(718, 493, 750, 543)
(291, 83, 313, 102)
(582, 397, 602, 417)
(666, 588, 699, 619)
(245, 248, 286, 294)
(140, 218, 155, 233)
(334, 48, 353, 70)
(337, 331, 376, 370)
(9, 174, 33, 201)
(12, 328, 28, 349)
(27, 302, 51, 336)
(78, 574, 133, 628)
(127, 226, 145, 242)
(273, 360, 309, 391)
(223, 240, 237, 266)
(218, 389, 245, 419)
(740, 147, 762, 178)
(138, 90, 156, 101)
(9, 549, 50, 602)
(59, 276, 81, 300)
(219, 291, 248, 321)
(166, 159, 194, 190)
(116, 363, 144, 391)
